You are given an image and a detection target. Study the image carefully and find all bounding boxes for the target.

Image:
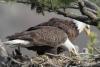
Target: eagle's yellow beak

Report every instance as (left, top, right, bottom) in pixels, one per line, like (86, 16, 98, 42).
(84, 25, 91, 37)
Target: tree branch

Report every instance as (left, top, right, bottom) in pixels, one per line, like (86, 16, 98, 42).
(17, 1, 31, 4)
(56, 10, 89, 22)
(83, 0, 99, 11)
(78, 0, 100, 26)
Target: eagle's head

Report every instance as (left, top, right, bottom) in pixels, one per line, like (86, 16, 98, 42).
(72, 19, 91, 37)
(84, 25, 91, 37)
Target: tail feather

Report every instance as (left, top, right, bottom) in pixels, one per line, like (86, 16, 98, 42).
(6, 31, 26, 40)
(3, 39, 30, 47)
(6, 36, 17, 40)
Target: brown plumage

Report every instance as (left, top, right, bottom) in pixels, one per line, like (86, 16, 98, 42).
(7, 18, 79, 41)
(27, 18, 79, 41)
(6, 17, 89, 55)
(7, 26, 67, 46)
(6, 26, 68, 55)
(6, 18, 81, 55)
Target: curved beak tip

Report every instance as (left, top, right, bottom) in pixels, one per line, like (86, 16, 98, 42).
(85, 29, 91, 36)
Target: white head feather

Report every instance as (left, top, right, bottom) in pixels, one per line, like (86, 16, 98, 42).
(73, 19, 87, 33)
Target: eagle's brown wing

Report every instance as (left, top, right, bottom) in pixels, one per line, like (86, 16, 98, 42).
(26, 18, 79, 41)
(7, 26, 67, 47)
(26, 18, 64, 31)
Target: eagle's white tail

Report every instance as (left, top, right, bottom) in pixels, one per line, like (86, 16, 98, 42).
(3, 39, 30, 47)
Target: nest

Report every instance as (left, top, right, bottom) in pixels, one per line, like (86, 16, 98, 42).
(31, 53, 71, 67)
(9, 50, 81, 67)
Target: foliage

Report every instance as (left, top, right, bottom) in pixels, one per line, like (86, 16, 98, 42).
(1, 0, 77, 11)
(91, 0, 100, 7)
(37, 0, 76, 8)
(2, 0, 77, 6)
(2, 0, 15, 2)
(87, 32, 96, 58)
(97, 23, 100, 29)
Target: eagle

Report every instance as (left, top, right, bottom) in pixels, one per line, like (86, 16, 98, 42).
(4, 18, 90, 56)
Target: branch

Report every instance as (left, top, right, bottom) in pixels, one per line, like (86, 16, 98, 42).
(83, 0, 99, 11)
(78, 0, 100, 26)
(8, 0, 100, 26)
(78, 0, 96, 19)
(66, 6, 79, 9)
(17, 1, 31, 4)
(16, 0, 87, 21)
(56, 10, 89, 22)
(10, 57, 26, 64)
(93, 46, 100, 54)
(86, 7, 97, 15)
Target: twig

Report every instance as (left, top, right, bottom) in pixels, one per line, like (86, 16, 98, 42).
(93, 46, 100, 54)
(10, 57, 26, 65)
(45, 53, 72, 60)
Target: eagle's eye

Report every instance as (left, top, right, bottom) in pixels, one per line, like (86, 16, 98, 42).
(86, 25, 90, 29)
